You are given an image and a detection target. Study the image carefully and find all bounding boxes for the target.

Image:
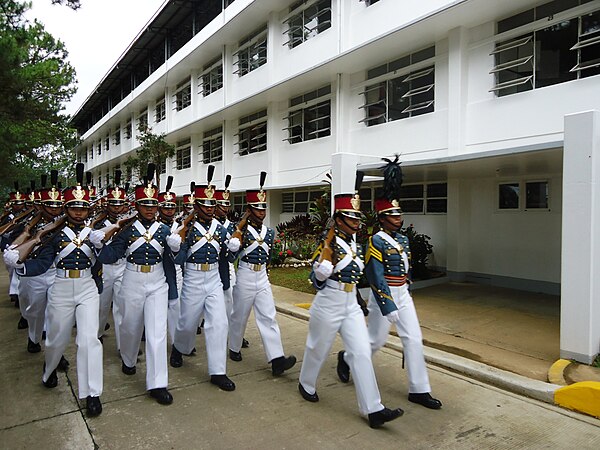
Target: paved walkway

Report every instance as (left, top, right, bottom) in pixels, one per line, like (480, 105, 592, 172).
(1, 265, 599, 448)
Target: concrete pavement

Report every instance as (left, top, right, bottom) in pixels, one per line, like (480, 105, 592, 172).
(1, 266, 599, 448)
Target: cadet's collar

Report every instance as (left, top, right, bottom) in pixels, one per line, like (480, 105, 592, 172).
(67, 221, 84, 231)
(160, 218, 174, 226)
(197, 218, 212, 227)
(139, 217, 155, 227)
(336, 228, 354, 242)
(248, 218, 263, 229)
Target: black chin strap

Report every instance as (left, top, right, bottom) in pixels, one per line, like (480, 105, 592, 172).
(381, 215, 401, 233)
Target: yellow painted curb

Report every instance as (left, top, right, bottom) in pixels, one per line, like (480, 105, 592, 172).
(548, 359, 571, 385)
(554, 381, 600, 418)
(295, 303, 311, 310)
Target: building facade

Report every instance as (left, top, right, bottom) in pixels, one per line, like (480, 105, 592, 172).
(72, 0, 600, 363)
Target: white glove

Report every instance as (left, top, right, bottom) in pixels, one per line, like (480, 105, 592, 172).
(227, 237, 241, 253)
(89, 230, 105, 249)
(313, 260, 333, 282)
(385, 310, 400, 324)
(166, 234, 182, 252)
(3, 249, 24, 269)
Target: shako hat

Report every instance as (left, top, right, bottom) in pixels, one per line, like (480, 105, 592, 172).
(158, 175, 177, 207)
(334, 171, 365, 219)
(214, 174, 231, 206)
(134, 164, 159, 206)
(106, 169, 127, 205)
(63, 164, 90, 207)
(194, 165, 216, 207)
(246, 171, 267, 210)
(374, 155, 403, 216)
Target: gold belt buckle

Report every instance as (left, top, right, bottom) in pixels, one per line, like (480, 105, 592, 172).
(68, 269, 80, 279)
(253, 264, 262, 272)
(343, 283, 354, 293)
(200, 263, 210, 271)
(140, 265, 152, 273)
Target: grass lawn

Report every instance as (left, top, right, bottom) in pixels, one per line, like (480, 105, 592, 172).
(269, 266, 315, 295)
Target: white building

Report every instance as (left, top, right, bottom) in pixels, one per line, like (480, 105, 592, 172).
(72, 0, 600, 364)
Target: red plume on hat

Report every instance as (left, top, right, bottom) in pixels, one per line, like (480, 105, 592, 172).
(375, 154, 404, 215)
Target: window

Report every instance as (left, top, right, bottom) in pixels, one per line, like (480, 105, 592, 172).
(97, 175, 102, 189)
(155, 96, 166, 123)
(113, 129, 120, 146)
(105, 172, 110, 186)
(125, 121, 132, 139)
(360, 0, 382, 5)
(284, 85, 331, 143)
(202, 126, 223, 163)
(89, 146, 94, 160)
(498, 181, 549, 210)
(176, 138, 191, 170)
(361, 47, 435, 126)
(397, 183, 448, 214)
(281, 189, 322, 213)
(283, 0, 331, 49)
(491, 4, 600, 96)
(526, 181, 549, 209)
(174, 79, 191, 111)
(235, 109, 267, 156)
(199, 57, 223, 96)
(232, 193, 247, 213)
(499, 183, 520, 209)
(233, 26, 267, 77)
(82, 147, 88, 163)
(137, 108, 148, 131)
(97, 142, 101, 156)
(157, 159, 167, 175)
(104, 135, 110, 152)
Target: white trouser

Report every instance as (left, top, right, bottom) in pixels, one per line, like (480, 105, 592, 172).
(98, 260, 125, 340)
(9, 267, 19, 296)
(117, 265, 169, 390)
(223, 287, 233, 323)
(43, 276, 103, 398)
(167, 265, 183, 344)
(17, 274, 29, 316)
(229, 266, 284, 362)
(174, 267, 228, 375)
(368, 284, 431, 394)
(299, 286, 384, 416)
(23, 269, 55, 344)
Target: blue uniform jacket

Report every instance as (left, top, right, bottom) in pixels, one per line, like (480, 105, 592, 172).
(310, 230, 364, 290)
(18, 223, 103, 293)
(229, 222, 274, 266)
(364, 231, 412, 315)
(217, 218, 235, 290)
(97, 218, 178, 300)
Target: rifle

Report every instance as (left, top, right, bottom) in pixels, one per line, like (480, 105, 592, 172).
(9, 212, 43, 247)
(0, 209, 12, 225)
(89, 210, 108, 230)
(318, 220, 336, 264)
(0, 207, 35, 235)
(14, 215, 68, 263)
(98, 211, 138, 243)
(177, 211, 196, 240)
(231, 211, 251, 245)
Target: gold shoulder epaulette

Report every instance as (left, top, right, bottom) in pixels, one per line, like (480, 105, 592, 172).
(365, 237, 382, 263)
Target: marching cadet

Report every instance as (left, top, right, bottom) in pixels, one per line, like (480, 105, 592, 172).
(3, 164, 104, 417)
(227, 172, 296, 376)
(19, 172, 65, 354)
(96, 170, 128, 347)
(182, 183, 195, 215)
(357, 157, 442, 410)
(169, 166, 236, 391)
(93, 165, 178, 405)
(2, 183, 27, 307)
(214, 175, 249, 349)
(298, 175, 403, 429)
(157, 175, 181, 344)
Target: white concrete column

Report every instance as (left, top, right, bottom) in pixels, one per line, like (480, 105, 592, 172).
(561, 110, 600, 364)
(447, 27, 468, 156)
(445, 178, 470, 279)
(331, 152, 359, 198)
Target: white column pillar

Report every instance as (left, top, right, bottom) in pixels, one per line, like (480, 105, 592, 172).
(447, 27, 468, 156)
(331, 152, 359, 196)
(561, 110, 600, 364)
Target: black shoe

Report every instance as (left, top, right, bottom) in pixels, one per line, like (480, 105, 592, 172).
(368, 407, 404, 429)
(42, 331, 46, 340)
(98, 336, 104, 345)
(271, 355, 297, 376)
(43, 365, 58, 388)
(170, 344, 183, 368)
(229, 349, 242, 362)
(196, 326, 202, 335)
(13, 295, 19, 308)
(188, 347, 197, 356)
(57, 355, 70, 371)
(149, 388, 173, 405)
(408, 392, 442, 410)
(122, 361, 136, 375)
(241, 338, 249, 348)
(104, 323, 110, 331)
(10, 294, 17, 303)
(86, 396, 102, 417)
(210, 374, 236, 391)
(27, 338, 41, 353)
(141, 330, 145, 341)
(337, 351, 350, 383)
(298, 383, 319, 402)
(17, 316, 28, 330)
